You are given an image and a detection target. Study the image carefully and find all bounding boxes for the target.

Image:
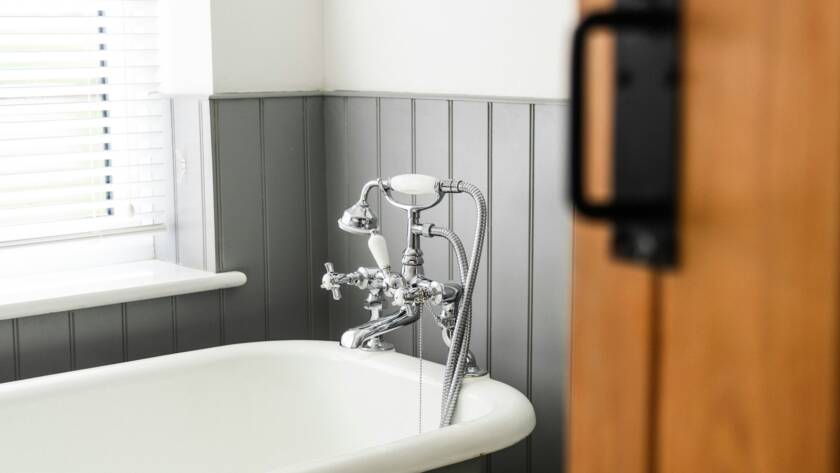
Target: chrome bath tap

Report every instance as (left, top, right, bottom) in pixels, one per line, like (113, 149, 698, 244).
(321, 174, 483, 376)
(322, 173, 488, 427)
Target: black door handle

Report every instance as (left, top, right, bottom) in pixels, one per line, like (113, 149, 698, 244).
(569, 5, 680, 267)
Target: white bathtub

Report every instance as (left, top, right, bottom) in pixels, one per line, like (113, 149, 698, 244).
(0, 340, 535, 472)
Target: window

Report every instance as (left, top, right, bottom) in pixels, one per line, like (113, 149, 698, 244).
(0, 0, 172, 272)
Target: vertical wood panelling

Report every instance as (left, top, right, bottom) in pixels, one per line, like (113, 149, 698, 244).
(378, 98, 415, 354)
(0, 320, 14, 382)
(324, 97, 350, 340)
(451, 100, 491, 372)
(489, 102, 532, 472)
(531, 104, 570, 472)
(17, 312, 71, 379)
(345, 98, 380, 329)
(73, 304, 124, 369)
(214, 99, 267, 343)
(414, 99, 452, 364)
(306, 96, 330, 339)
(175, 291, 222, 351)
(125, 298, 174, 361)
(263, 98, 309, 340)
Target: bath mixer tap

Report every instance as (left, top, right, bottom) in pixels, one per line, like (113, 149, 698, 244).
(322, 174, 489, 427)
(322, 175, 482, 365)
(321, 259, 459, 350)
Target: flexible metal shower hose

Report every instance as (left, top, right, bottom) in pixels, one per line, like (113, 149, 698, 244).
(437, 181, 487, 427)
(428, 225, 468, 356)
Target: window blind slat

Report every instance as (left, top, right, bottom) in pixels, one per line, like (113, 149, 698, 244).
(2, 180, 166, 205)
(0, 149, 164, 169)
(0, 162, 166, 187)
(0, 98, 163, 116)
(0, 65, 158, 83)
(1, 132, 164, 153)
(0, 118, 162, 139)
(0, 222, 164, 249)
(0, 197, 164, 224)
(0, 34, 156, 51)
(0, 50, 158, 66)
(0, 17, 157, 35)
(0, 84, 159, 101)
(0, 118, 161, 132)
(0, 119, 163, 135)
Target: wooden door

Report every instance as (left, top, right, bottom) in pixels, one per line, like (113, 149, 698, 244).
(569, 0, 840, 472)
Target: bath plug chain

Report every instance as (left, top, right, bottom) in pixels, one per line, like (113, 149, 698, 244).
(417, 304, 425, 434)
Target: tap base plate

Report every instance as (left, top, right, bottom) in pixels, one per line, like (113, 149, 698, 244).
(359, 338, 395, 352)
(465, 366, 488, 377)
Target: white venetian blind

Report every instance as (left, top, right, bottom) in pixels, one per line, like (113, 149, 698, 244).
(0, 0, 168, 247)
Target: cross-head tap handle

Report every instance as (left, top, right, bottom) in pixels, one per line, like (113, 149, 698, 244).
(322, 262, 342, 300)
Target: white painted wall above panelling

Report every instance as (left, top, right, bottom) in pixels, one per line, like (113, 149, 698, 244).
(323, 0, 578, 99)
(159, 0, 215, 95)
(161, 0, 576, 98)
(209, 0, 324, 94)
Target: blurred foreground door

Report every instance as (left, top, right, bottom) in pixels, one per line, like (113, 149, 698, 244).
(569, 0, 840, 472)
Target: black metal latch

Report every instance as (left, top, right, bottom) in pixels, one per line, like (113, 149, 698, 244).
(569, 1, 680, 268)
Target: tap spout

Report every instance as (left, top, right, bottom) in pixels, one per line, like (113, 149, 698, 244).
(339, 305, 420, 349)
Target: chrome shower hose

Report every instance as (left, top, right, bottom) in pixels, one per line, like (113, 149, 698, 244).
(437, 181, 487, 427)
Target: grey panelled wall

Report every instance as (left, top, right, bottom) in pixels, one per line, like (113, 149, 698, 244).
(0, 95, 328, 381)
(0, 295, 221, 381)
(0, 93, 568, 473)
(211, 96, 329, 343)
(323, 95, 570, 473)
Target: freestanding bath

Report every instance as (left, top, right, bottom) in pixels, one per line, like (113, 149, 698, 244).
(0, 340, 535, 472)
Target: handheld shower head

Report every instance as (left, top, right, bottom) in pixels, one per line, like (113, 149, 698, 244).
(338, 179, 382, 234)
(338, 200, 379, 234)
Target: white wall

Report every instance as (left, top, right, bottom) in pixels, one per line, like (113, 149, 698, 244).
(158, 0, 215, 95)
(323, 0, 578, 99)
(209, 0, 324, 94)
(160, 0, 576, 98)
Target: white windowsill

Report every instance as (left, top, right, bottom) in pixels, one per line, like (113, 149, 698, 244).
(0, 260, 247, 321)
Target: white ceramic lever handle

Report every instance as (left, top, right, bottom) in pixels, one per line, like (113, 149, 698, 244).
(368, 233, 390, 271)
(389, 174, 438, 196)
